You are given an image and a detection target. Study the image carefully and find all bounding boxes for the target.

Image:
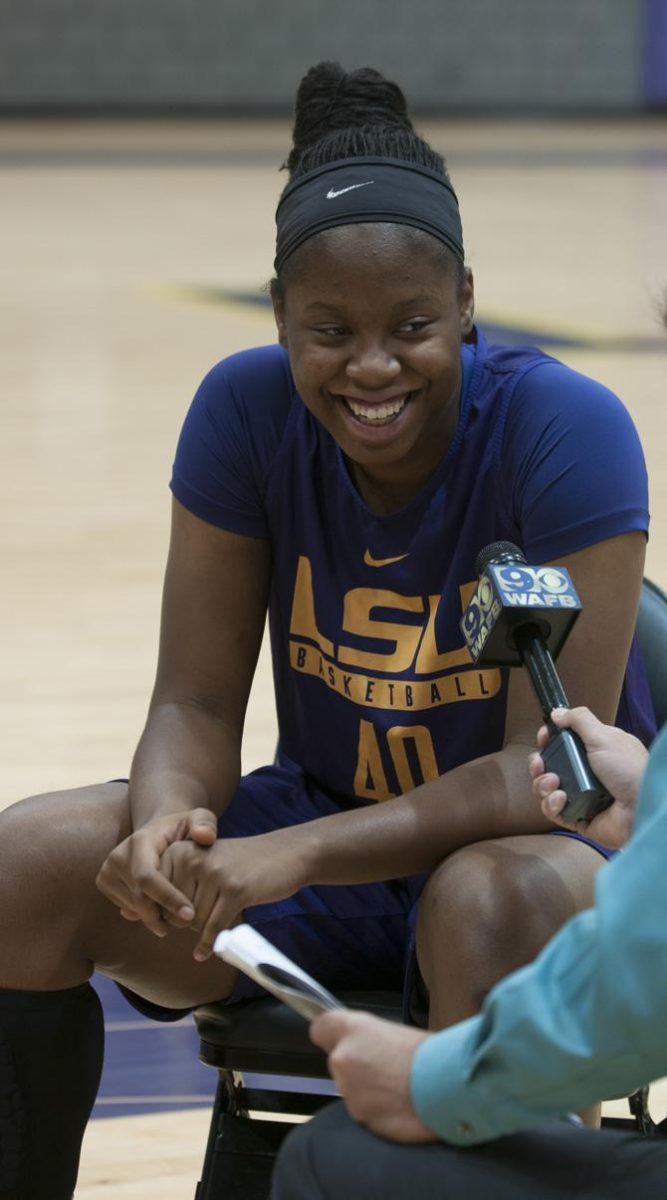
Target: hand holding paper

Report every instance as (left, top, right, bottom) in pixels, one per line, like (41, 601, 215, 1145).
(214, 924, 433, 1144)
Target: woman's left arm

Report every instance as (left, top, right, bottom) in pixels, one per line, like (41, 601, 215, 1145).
(285, 531, 646, 885)
(503, 531, 645, 742)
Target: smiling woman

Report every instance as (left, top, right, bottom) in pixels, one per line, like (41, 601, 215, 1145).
(271, 224, 472, 511)
(270, 74, 472, 510)
(0, 61, 654, 1199)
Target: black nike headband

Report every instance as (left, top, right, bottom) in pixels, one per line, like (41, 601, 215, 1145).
(274, 156, 465, 273)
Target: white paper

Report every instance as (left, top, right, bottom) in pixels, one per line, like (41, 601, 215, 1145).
(213, 923, 344, 1021)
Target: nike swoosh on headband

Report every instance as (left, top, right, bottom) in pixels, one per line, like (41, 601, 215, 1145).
(326, 181, 375, 199)
(363, 549, 409, 568)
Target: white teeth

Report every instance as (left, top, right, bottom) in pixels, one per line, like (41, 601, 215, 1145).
(345, 395, 408, 421)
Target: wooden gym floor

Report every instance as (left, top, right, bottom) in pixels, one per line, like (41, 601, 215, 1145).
(1, 117, 666, 1196)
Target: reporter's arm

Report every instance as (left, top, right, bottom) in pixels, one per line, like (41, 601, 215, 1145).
(410, 724, 667, 1144)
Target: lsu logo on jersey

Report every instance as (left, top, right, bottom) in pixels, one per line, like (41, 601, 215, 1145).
(288, 555, 501, 712)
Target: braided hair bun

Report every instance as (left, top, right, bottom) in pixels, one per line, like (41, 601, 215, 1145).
(275, 62, 466, 296)
(285, 61, 446, 181)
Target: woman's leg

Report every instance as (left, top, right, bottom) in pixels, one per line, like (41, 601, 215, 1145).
(0, 782, 241, 1200)
(415, 833, 603, 1029)
(0, 774, 414, 1197)
(0, 782, 241, 1003)
(414, 834, 604, 1127)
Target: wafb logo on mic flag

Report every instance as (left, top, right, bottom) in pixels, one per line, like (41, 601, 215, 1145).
(494, 565, 574, 597)
(461, 564, 581, 667)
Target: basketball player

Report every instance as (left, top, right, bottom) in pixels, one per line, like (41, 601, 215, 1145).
(0, 62, 653, 1198)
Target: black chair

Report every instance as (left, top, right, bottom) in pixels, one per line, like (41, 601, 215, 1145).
(636, 578, 667, 729)
(193, 578, 667, 1200)
(194, 990, 403, 1199)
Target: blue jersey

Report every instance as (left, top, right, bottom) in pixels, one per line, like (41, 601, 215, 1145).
(171, 330, 652, 805)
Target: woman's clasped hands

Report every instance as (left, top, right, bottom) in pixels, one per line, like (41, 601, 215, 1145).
(96, 812, 311, 961)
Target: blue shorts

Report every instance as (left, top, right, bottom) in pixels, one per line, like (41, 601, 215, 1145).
(118, 754, 614, 1026)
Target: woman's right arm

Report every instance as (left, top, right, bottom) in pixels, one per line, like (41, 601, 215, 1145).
(131, 498, 271, 825)
(95, 497, 271, 933)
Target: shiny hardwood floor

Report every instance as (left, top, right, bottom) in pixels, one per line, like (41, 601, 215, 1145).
(1, 117, 666, 1196)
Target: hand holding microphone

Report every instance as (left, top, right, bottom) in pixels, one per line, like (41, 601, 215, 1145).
(460, 541, 613, 823)
(530, 707, 648, 848)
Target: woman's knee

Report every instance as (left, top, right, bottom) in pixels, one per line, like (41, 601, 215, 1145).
(1, 780, 129, 859)
(0, 782, 131, 987)
(0, 782, 130, 928)
(416, 838, 587, 989)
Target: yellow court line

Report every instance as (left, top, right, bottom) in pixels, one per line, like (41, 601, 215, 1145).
(145, 281, 275, 324)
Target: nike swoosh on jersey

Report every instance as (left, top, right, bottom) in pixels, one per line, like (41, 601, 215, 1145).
(326, 182, 375, 199)
(363, 550, 409, 567)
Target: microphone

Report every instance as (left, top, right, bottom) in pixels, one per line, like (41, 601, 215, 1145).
(460, 541, 611, 823)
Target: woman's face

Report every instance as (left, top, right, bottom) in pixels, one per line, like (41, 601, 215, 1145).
(273, 223, 474, 496)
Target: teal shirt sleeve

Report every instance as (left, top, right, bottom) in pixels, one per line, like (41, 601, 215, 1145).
(410, 726, 667, 1145)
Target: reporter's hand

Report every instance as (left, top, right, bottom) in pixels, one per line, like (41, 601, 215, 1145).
(530, 707, 648, 849)
(95, 808, 217, 936)
(310, 1010, 435, 1143)
(160, 828, 310, 961)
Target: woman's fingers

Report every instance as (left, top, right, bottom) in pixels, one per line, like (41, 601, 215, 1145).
(138, 866, 195, 923)
(193, 892, 242, 961)
(97, 857, 194, 935)
(183, 808, 218, 846)
(98, 872, 168, 936)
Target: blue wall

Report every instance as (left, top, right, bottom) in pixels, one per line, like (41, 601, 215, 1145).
(645, 0, 667, 103)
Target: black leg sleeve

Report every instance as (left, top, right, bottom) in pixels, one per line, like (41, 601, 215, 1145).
(0, 983, 104, 1200)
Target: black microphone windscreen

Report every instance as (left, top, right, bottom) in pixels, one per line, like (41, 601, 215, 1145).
(474, 541, 527, 578)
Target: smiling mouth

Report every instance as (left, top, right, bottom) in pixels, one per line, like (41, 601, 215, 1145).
(339, 392, 414, 426)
